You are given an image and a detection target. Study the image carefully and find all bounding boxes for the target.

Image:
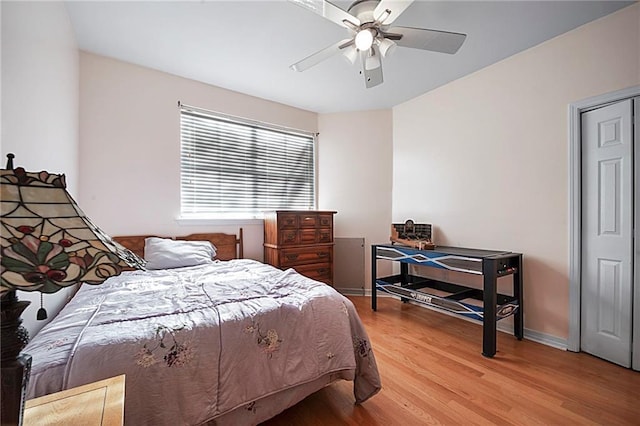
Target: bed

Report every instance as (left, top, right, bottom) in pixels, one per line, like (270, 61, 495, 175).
(23, 230, 381, 425)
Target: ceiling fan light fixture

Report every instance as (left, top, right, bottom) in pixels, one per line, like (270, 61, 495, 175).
(364, 51, 381, 71)
(375, 8, 391, 24)
(377, 37, 396, 57)
(342, 45, 358, 64)
(355, 29, 374, 51)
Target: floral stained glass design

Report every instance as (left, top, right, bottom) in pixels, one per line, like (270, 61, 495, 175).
(1, 168, 145, 294)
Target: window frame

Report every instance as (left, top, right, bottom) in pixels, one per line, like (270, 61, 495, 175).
(178, 104, 318, 220)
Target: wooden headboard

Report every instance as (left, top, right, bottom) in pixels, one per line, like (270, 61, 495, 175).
(113, 228, 243, 261)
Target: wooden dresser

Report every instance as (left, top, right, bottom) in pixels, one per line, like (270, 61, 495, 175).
(263, 210, 336, 285)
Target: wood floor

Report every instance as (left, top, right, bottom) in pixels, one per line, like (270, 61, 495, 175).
(263, 296, 639, 425)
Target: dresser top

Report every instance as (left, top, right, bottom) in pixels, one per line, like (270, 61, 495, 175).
(267, 210, 336, 214)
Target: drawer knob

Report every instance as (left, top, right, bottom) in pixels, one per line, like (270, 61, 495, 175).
(286, 254, 299, 261)
(318, 268, 328, 274)
(318, 252, 329, 258)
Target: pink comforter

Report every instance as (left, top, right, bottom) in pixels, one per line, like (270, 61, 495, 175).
(24, 259, 381, 425)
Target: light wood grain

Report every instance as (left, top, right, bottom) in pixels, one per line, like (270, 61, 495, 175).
(263, 296, 640, 425)
(24, 375, 125, 426)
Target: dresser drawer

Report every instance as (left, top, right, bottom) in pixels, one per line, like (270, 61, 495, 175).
(299, 213, 318, 228)
(317, 228, 332, 243)
(277, 213, 299, 229)
(294, 262, 332, 284)
(280, 229, 333, 245)
(279, 229, 299, 245)
(318, 213, 333, 228)
(280, 246, 332, 267)
(278, 212, 318, 229)
(299, 229, 318, 244)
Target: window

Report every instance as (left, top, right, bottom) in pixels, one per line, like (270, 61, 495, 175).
(180, 105, 316, 218)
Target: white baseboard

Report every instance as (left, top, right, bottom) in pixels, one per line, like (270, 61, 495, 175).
(335, 288, 365, 296)
(499, 325, 568, 351)
(356, 291, 568, 351)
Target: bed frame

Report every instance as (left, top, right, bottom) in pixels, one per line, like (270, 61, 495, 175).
(113, 228, 243, 261)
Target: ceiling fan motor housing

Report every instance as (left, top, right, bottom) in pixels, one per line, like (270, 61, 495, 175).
(348, 0, 380, 24)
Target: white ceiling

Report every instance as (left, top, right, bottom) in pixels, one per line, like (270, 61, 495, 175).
(65, 0, 634, 113)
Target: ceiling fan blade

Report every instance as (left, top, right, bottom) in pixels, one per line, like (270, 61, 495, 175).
(386, 26, 466, 54)
(289, 0, 360, 28)
(290, 38, 354, 72)
(374, 0, 414, 25)
(361, 46, 383, 88)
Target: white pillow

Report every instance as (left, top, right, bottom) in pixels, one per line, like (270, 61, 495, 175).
(144, 237, 217, 270)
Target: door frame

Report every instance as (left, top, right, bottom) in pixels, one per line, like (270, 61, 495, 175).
(568, 85, 640, 353)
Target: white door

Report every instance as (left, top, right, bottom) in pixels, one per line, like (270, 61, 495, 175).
(634, 97, 640, 371)
(581, 99, 633, 367)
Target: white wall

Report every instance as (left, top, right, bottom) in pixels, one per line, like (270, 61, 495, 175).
(392, 4, 640, 340)
(1, 1, 79, 336)
(79, 53, 395, 279)
(79, 52, 318, 261)
(318, 110, 394, 289)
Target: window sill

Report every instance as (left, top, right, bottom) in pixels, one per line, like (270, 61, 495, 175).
(175, 217, 263, 226)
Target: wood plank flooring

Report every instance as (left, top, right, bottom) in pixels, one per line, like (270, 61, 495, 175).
(262, 296, 639, 425)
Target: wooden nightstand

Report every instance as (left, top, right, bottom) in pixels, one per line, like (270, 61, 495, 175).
(24, 375, 125, 425)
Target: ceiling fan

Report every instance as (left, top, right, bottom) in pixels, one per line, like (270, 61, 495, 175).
(289, 0, 467, 88)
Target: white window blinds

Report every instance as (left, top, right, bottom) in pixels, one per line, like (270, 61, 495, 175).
(180, 106, 316, 217)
